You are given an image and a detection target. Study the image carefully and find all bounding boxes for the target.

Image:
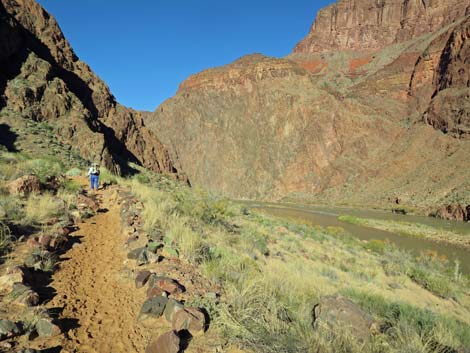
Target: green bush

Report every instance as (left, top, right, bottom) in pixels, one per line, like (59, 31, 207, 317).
(363, 239, 387, 254)
(0, 195, 24, 222)
(343, 289, 470, 350)
(61, 179, 81, 193)
(407, 266, 453, 299)
(0, 221, 13, 257)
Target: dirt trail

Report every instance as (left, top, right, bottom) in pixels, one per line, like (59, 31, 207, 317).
(47, 185, 150, 353)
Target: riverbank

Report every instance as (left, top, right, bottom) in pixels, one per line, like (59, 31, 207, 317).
(339, 215, 470, 249)
(1, 152, 470, 353)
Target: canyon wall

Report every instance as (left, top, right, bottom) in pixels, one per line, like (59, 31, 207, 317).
(0, 0, 179, 176)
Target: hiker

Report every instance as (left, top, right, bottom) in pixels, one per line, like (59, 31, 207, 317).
(87, 162, 100, 190)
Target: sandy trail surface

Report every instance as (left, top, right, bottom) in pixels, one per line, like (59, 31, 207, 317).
(47, 186, 150, 353)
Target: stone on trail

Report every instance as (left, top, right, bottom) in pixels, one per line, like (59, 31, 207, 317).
(128, 247, 160, 265)
(146, 285, 166, 299)
(0, 266, 25, 293)
(35, 318, 61, 337)
(0, 319, 21, 340)
(145, 330, 180, 353)
(140, 296, 169, 317)
(8, 283, 39, 307)
(135, 270, 153, 288)
(312, 295, 374, 341)
(38, 234, 52, 248)
(127, 247, 145, 260)
(8, 175, 41, 195)
(150, 276, 185, 296)
(77, 194, 100, 212)
(163, 299, 184, 323)
(172, 307, 206, 335)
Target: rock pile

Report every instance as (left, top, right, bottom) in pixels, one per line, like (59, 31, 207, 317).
(118, 190, 212, 352)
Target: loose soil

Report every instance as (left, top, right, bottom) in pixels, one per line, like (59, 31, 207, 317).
(46, 186, 152, 352)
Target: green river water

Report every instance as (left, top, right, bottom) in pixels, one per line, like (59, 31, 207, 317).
(245, 202, 470, 274)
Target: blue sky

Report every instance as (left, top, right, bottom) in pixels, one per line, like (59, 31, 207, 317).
(36, 0, 333, 111)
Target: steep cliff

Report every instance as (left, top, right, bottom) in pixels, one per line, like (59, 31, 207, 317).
(294, 0, 470, 53)
(0, 0, 179, 176)
(147, 1, 470, 209)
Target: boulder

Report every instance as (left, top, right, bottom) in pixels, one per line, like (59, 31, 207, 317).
(0, 319, 21, 340)
(312, 296, 374, 341)
(127, 247, 145, 259)
(77, 194, 100, 212)
(8, 175, 41, 195)
(135, 270, 152, 289)
(146, 286, 166, 299)
(140, 296, 169, 317)
(145, 331, 180, 353)
(433, 204, 469, 222)
(172, 307, 206, 335)
(35, 318, 61, 337)
(149, 276, 185, 296)
(49, 234, 67, 250)
(38, 234, 52, 248)
(26, 237, 40, 249)
(8, 283, 39, 306)
(163, 299, 184, 323)
(128, 247, 160, 265)
(0, 266, 25, 293)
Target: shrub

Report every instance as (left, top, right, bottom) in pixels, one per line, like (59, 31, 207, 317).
(0, 221, 13, 257)
(407, 266, 453, 299)
(364, 239, 387, 254)
(61, 179, 81, 193)
(343, 289, 470, 350)
(24, 193, 65, 224)
(0, 195, 24, 222)
(165, 215, 208, 263)
(65, 168, 82, 177)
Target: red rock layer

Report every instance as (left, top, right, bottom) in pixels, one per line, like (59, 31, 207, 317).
(294, 0, 470, 53)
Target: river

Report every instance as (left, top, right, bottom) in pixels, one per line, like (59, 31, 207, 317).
(245, 202, 470, 274)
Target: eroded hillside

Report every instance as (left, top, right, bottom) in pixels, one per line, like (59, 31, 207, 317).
(146, 0, 470, 212)
(0, 0, 179, 177)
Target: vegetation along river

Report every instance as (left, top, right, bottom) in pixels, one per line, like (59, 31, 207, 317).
(246, 202, 470, 274)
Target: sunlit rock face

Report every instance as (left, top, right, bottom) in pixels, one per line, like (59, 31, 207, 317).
(146, 0, 470, 208)
(0, 0, 179, 176)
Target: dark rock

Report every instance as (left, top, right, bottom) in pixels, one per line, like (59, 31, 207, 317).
(163, 299, 184, 323)
(7, 175, 41, 195)
(49, 234, 67, 250)
(0, 266, 25, 293)
(172, 307, 206, 335)
(152, 277, 185, 296)
(137, 249, 160, 266)
(0, 319, 21, 340)
(37, 235, 52, 248)
(141, 296, 169, 317)
(146, 286, 166, 299)
(77, 194, 100, 212)
(9, 283, 39, 306)
(127, 247, 145, 260)
(433, 204, 469, 222)
(128, 247, 159, 265)
(135, 270, 152, 289)
(145, 330, 180, 353)
(312, 296, 374, 341)
(35, 318, 61, 337)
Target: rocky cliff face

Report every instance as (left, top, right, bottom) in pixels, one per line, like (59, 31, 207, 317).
(147, 0, 470, 209)
(149, 54, 402, 198)
(294, 0, 470, 53)
(0, 0, 179, 176)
